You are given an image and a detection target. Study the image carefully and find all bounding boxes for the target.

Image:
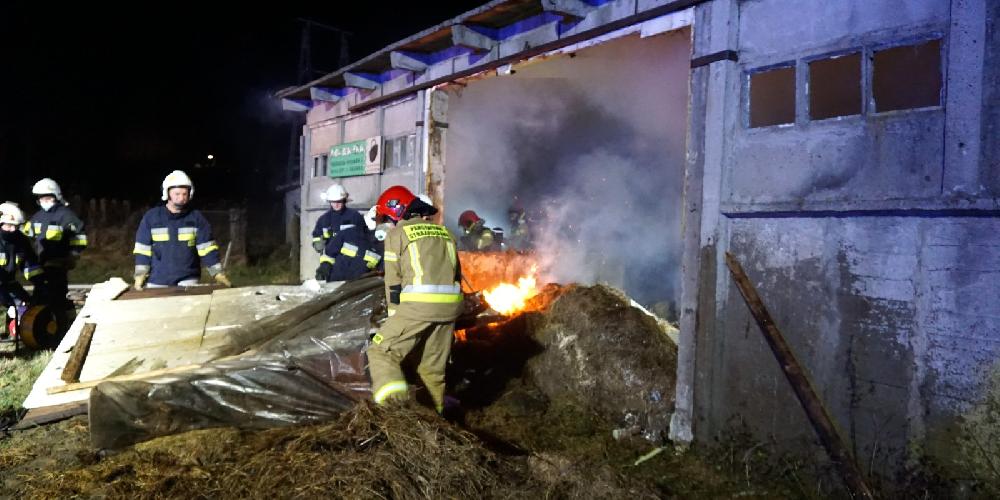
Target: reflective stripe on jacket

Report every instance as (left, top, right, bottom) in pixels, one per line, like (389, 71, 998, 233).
(134, 206, 220, 285)
(383, 217, 463, 322)
(24, 204, 87, 262)
(311, 208, 366, 247)
(318, 226, 381, 282)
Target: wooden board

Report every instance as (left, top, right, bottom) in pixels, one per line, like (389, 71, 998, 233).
(22, 280, 326, 410)
(13, 401, 87, 429)
(117, 285, 225, 300)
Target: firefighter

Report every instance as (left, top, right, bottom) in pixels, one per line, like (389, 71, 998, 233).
(507, 204, 531, 250)
(457, 210, 502, 251)
(311, 184, 366, 253)
(132, 170, 231, 290)
(315, 222, 382, 282)
(364, 206, 387, 272)
(0, 202, 43, 312)
(22, 178, 87, 309)
(367, 186, 463, 413)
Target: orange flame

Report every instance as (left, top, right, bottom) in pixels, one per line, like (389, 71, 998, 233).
(483, 267, 539, 316)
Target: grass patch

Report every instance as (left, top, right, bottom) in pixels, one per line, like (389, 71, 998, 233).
(0, 348, 51, 411)
(69, 245, 299, 287)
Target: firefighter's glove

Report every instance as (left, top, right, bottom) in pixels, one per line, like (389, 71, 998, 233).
(133, 273, 149, 291)
(214, 273, 232, 288)
(312, 240, 325, 253)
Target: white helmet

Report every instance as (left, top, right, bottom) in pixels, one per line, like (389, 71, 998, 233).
(320, 184, 349, 203)
(162, 170, 195, 201)
(32, 178, 63, 202)
(366, 206, 390, 241)
(0, 202, 25, 225)
(364, 206, 378, 231)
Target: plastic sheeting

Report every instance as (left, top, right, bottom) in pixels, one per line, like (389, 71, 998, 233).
(89, 277, 385, 449)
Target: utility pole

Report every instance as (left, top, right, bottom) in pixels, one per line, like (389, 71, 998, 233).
(285, 19, 353, 185)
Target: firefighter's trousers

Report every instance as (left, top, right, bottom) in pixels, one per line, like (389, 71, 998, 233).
(367, 309, 453, 412)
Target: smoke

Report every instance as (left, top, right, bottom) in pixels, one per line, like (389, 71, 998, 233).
(444, 31, 690, 309)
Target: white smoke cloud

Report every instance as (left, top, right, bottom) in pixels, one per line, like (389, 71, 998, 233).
(444, 31, 690, 310)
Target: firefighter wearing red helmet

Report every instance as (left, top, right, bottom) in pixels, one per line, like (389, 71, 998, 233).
(457, 210, 502, 251)
(368, 185, 463, 413)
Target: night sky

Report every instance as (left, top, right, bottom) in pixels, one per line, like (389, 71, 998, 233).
(0, 2, 483, 206)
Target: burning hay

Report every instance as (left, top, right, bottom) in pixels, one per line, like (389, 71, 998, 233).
(454, 282, 678, 442)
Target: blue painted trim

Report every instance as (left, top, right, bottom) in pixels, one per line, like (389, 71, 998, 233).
(347, 72, 384, 83)
(497, 13, 563, 39)
(723, 209, 1000, 219)
(429, 45, 475, 63)
(315, 86, 350, 98)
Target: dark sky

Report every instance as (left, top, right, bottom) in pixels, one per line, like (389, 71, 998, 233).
(0, 2, 483, 205)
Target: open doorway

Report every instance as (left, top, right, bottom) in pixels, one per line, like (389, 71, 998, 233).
(442, 28, 692, 317)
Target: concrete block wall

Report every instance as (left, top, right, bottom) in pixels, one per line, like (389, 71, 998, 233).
(692, 0, 1000, 478)
(298, 92, 425, 280)
(717, 217, 1000, 473)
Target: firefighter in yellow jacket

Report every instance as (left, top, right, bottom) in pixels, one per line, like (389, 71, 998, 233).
(368, 185, 462, 413)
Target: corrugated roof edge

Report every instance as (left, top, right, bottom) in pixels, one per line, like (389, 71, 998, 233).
(275, 0, 516, 99)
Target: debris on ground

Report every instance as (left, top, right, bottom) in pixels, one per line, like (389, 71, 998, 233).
(1, 280, 807, 498)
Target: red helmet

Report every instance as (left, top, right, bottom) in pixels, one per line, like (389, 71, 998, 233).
(375, 185, 417, 222)
(458, 210, 482, 228)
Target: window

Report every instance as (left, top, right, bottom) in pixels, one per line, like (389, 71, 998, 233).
(312, 154, 328, 177)
(749, 66, 796, 128)
(873, 39, 942, 113)
(809, 52, 861, 120)
(384, 134, 417, 169)
(745, 36, 943, 128)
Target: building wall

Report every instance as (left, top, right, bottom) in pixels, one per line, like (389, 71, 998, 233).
(691, 0, 999, 477)
(297, 93, 425, 279)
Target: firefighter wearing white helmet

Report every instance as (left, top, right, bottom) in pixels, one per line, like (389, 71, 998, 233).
(23, 178, 87, 310)
(311, 183, 366, 255)
(161, 169, 195, 201)
(132, 170, 230, 290)
(1, 202, 44, 311)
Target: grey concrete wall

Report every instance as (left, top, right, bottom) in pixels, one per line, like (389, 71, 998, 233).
(719, 216, 1000, 472)
(298, 94, 424, 280)
(983, 0, 1000, 196)
(691, 0, 999, 479)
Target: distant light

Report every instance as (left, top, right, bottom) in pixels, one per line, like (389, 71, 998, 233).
(207, 154, 215, 160)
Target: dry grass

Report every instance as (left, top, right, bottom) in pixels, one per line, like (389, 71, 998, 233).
(8, 402, 542, 499)
(0, 347, 51, 411)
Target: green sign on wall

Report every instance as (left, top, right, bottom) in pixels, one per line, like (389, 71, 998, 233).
(328, 137, 382, 177)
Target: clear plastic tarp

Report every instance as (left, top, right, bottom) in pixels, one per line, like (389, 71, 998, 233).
(89, 277, 385, 449)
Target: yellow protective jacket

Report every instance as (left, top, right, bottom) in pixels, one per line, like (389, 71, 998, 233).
(383, 216, 463, 322)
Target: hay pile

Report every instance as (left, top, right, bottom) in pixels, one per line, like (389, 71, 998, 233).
(7, 402, 539, 499)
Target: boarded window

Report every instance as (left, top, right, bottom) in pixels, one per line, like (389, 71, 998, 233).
(313, 154, 328, 177)
(384, 134, 417, 169)
(749, 66, 796, 127)
(809, 53, 861, 120)
(873, 39, 942, 112)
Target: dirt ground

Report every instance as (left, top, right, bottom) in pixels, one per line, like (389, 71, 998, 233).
(1, 402, 810, 499)
(0, 284, 815, 499)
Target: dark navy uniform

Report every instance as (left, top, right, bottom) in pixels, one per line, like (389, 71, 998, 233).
(0, 231, 43, 307)
(311, 207, 366, 252)
(22, 203, 86, 307)
(133, 206, 222, 286)
(316, 226, 382, 282)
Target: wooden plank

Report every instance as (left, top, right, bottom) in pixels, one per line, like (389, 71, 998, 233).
(724, 252, 874, 500)
(46, 351, 256, 395)
(60, 322, 97, 383)
(13, 401, 87, 429)
(117, 285, 224, 301)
